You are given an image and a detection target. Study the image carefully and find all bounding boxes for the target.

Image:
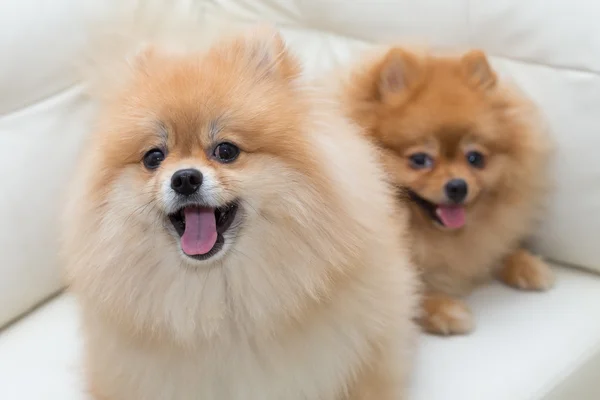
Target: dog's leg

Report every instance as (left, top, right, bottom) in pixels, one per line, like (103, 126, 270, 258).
(418, 291, 474, 335)
(498, 248, 555, 291)
(347, 354, 408, 400)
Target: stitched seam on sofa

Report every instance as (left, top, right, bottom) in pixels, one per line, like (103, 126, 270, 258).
(0, 84, 84, 121)
(0, 80, 80, 117)
(0, 289, 65, 333)
(534, 338, 600, 400)
(488, 53, 600, 76)
(209, 11, 600, 77)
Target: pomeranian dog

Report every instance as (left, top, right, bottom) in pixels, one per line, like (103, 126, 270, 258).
(340, 47, 553, 335)
(61, 16, 418, 400)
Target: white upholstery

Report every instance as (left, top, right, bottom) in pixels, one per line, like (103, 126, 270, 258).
(0, 295, 85, 400)
(0, 0, 102, 327)
(1, 0, 600, 399)
(1, 266, 599, 400)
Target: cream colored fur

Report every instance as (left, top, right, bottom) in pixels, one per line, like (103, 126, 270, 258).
(62, 2, 419, 399)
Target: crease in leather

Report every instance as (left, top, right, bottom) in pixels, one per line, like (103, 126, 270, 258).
(0, 84, 84, 121)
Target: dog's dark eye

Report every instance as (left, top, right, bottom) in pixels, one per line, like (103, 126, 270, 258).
(213, 142, 240, 163)
(409, 153, 434, 169)
(143, 148, 165, 170)
(466, 151, 485, 168)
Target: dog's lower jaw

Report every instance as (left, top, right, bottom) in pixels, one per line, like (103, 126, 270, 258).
(408, 200, 469, 232)
(165, 202, 245, 266)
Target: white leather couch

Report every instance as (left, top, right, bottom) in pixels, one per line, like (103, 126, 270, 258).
(1, 0, 599, 399)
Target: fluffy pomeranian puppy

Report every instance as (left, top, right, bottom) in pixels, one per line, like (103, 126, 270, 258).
(61, 20, 418, 400)
(340, 47, 553, 336)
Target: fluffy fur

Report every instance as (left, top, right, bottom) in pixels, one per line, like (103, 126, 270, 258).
(61, 8, 418, 399)
(339, 47, 554, 335)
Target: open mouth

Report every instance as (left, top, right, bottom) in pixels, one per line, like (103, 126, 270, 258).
(168, 201, 239, 261)
(406, 190, 466, 230)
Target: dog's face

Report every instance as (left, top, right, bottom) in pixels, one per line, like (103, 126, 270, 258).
(90, 30, 312, 266)
(65, 29, 378, 340)
(366, 49, 521, 230)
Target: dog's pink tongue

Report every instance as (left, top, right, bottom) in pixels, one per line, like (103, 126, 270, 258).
(181, 207, 217, 256)
(436, 206, 466, 229)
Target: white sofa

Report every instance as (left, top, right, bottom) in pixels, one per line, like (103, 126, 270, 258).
(1, 0, 600, 399)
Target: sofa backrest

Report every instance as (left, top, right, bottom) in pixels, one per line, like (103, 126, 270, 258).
(1, 0, 599, 328)
(0, 0, 105, 328)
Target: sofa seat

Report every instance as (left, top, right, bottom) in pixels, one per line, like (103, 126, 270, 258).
(0, 264, 599, 400)
(2, 1, 600, 399)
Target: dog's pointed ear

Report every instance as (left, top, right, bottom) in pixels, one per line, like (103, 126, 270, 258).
(127, 42, 159, 74)
(378, 48, 423, 98)
(233, 25, 300, 81)
(461, 50, 497, 90)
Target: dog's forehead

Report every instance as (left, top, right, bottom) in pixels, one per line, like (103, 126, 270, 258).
(135, 73, 229, 151)
(161, 115, 223, 156)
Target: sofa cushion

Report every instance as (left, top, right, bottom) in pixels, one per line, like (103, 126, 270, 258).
(410, 265, 600, 400)
(1, 265, 598, 400)
(2, 0, 599, 329)
(0, 295, 85, 400)
(0, 85, 94, 328)
(205, 0, 600, 273)
(0, 0, 109, 328)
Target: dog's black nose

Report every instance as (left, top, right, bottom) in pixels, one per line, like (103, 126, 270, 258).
(445, 179, 468, 203)
(171, 169, 203, 196)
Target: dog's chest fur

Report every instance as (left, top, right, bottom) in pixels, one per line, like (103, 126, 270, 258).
(87, 291, 384, 400)
(412, 218, 526, 296)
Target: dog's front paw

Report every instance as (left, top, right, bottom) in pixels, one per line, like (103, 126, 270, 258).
(419, 294, 474, 336)
(499, 249, 555, 291)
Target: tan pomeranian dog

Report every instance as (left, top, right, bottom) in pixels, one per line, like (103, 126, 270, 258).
(61, 13, 419, 400)
(340, 47, 553, 336)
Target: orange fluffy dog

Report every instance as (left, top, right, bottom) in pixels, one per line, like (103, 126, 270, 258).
(62, 25, 419, 400)
(341, 48, 554, 335)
